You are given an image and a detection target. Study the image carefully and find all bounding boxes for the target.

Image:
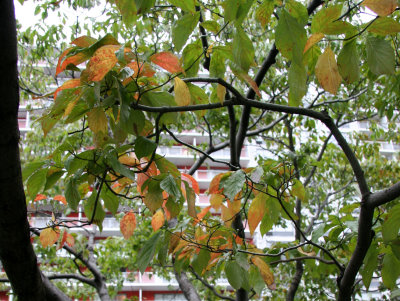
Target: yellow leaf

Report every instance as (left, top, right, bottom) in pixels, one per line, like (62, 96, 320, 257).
(217, 84, 226, 104)
(87, 107, 108, 134)
(297, 247, 316, 256)
(303, 33, 325, 54)
(315, 47, 342, 95)
(248, 194, 267, 236)
(40, 228, 60, 248)
(362, 0, 397, 17)
(54, 78, 81, 100)
(151, 210, 165, 231)
(87, 45, 120, 82)
(210, 194, 224, 211)
(63, 90, 83, 118)
(120, 211, 136, 239)
(221, 204, 234, 227)
(119, 154, 139, 167)
(174, 77, 191, 106)
(194, 205, 211, 225)
(251, 256, 276, 290)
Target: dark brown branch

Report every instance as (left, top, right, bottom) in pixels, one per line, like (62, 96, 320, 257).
(47, 274, 95, 286)
(270, 256, 335, 265)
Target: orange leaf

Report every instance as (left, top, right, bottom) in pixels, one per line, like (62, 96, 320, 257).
(181, 173, 200, 195)
(194, 206, 211, 225)
(71, 35, 97, 47)
(120, 211, 136, 239)
(248, 194, 266, 235)
(362, 0, 397, 16)
(209, 173, 223, 194)
(53, 195, 67, 205)
(34, 194, 47, 202)
(251, 256, 276, 290)
(87, 45, 120, 82)
(151, 210, 165, 231)
(65, 233, 75, 247)
(221, 204, 234, 227)
(315, 47, 342, 95)
(54, 78, 81, 100)
(57, 230, 67, 250)
(56, 50, 89, 76)
(228, 199, 241, 215)
(40, 228, 60, 248)
(150, 51, 184, 73)
(303, 33, 325, 54)
(127, 61, 156, 78)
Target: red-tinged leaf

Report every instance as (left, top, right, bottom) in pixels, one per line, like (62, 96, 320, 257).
(57, 230, 67, 250)
(55, 48, 71, 76)
(57, 51, 90, 76)
(303, 33, 325, 54)
(127, 61, 156, 78)
(362, 0, 397, 17)
(71, 36, 97, 47)
(174, 77, 191, 106)
(150, 52, 184, 73)
(34, 194, 47, 202)
(120, 211, 136, 239)
(65, 233, 75, 247)
(151, 209, 165, 231)
(53, 195, 67, 205)
(40, 228, 60, 248)
(87, 45, 120, 82)
(210, 194, 224, 211)
(194, 206, 211, 225)
(231, 67, 261, 98)
(251, 256, 276, 290)
(315, 47, 342, 95)
(54, 79, 81, 100)
(181, 173, 200, 195)
(209, 173, 223, 194)
(248, 193, 267, 235)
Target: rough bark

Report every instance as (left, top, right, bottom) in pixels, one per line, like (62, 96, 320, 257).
(0, 2, 69, 300)
(174, 270, 201, 301)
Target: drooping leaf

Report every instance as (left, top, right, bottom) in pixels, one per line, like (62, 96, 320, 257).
(249, 265, 266, 296)
(225, 261, 245, 289)
(167, 0, 196, 13)
(315, 47, 342, 94)
(216, 84, 226, 104)
(71, 35, 97, 47)
(382, 203, 400, 243)
(366, 36, 395, 76)
(40, 228, 60, 248)
(192, 248, 211, 275)
(288, 61, 307, 106)
(382, 252, 400, 289)
(232, 26, 254, 72)
(134, 136, 157, 160)
(65, 178, 81, 210)
(368, 17, 400, 35)
(84, 192, 106, 231)
(181, 173, 200, 195)
(172, 12, 199, 52)
(54, 79, 81, 100)
(259, 197, 281, 236)
(361, 241, 379, 290)
(27, 169, 48, 200)
(174, 77, 191, 106)
(248, 193, 267, 235)
(291, 179, 306, 201)
(160, 174, 181, 199)
(120, 211, 137, 239)
(143, 180, 164, 213)
(151, 210, 165, 231)
(101, 187, 119, 215)
(311, 5, 342, 33)
(255, 0, 274, 28)
(223, 170, 245, 201)
(87, 107, 108, 134)
(337, 40, 360, 84)
(210, 194, 224, 211)
(251, 256, 275, 289)
(275, 9, 306, 63)
(137, 231, 162, 274)
(200, 21, 220, 34)
(150, 52, 184, 74)
(362, 0, 397, 17)
(114, 0, 137, 25)
(182, 41, 203, 77)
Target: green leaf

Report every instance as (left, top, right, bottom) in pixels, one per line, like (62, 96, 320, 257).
(172, 12, 200, 52)
(182, 41, 203, 77)
(286, 0, 308, 26)
(260, 197, 281, 236)
(311, 5, 342, 33)
(291, 179, 306, 201)
(382, 252, 400, 289)
(382, 203, 400, 243)
(187, 83, 209, 105)
(288, 61, 307, 106)
(200, 21, 220, 34)
(141, 92, 178, 125)
(101, 186, 119, 215)
(27, 168, 48, 200)
(337, 40, 360, 84)
(249, 265, 265, 295)
(84, 191, 106, 231)
(23, 161, 46, 181)
(134, 136, 157, 160)
(366, 36, 395, 76)
(368, 17, 400, 35)
(143, 179, 164, 213)
(232, 26, 254, 72)
(192, 248, 211, 274)
(224, 0, 254, 24)
(137, 231, 162, 274)
(154, 154, 180, 178)
(167, 0, 196, 13)
(44, 170, 65, 191)
(255, 0, 274, 28)
(275, 9, 306, 63)
(106, 151, 136, 181)
(361, 241, 379, 290)
(65, 178, 81, 211)
(210, 48, 227, 78)
(160, 174, 181, 198)
(65, 150, 93, 175)
(114, 0, 137, 26)
(223, 170, 246, 201)
(311, 224, 326, 242)
(225, 261, 245, 289)
(135, 0, 156, 14)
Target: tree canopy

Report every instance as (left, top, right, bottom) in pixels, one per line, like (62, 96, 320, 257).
(1, 0, 400, 300)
